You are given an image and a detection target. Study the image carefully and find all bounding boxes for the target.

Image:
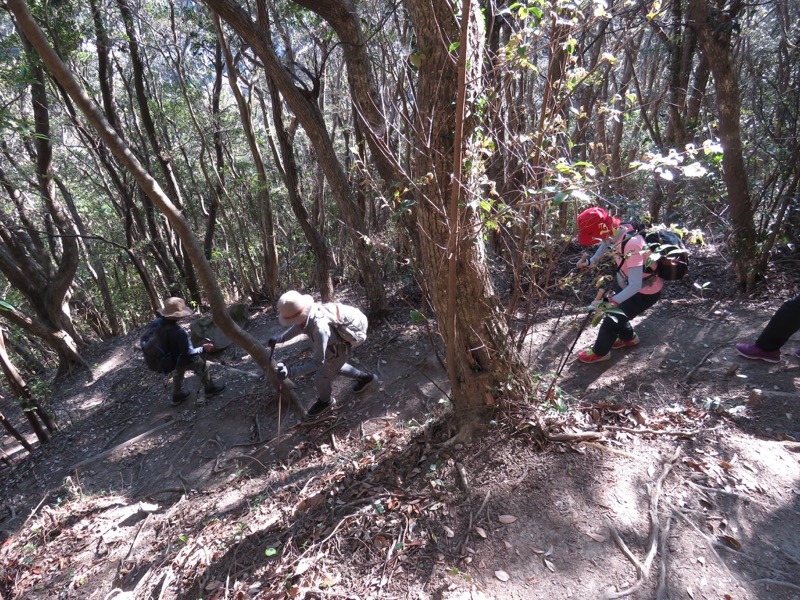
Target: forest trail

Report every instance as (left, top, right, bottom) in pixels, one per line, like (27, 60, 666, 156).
(0, 287, 798, 600)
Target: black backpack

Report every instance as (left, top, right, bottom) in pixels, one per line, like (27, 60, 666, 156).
(140, 318, 177, 374)
(621, 224, 689, 281)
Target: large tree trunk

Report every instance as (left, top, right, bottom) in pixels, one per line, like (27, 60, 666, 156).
(6, 0, 280, 388)
(204, 0, 387, 319)
(0, 29, 86, 375)
(688, 0, 759, 290)
(214, 17, 280, 300)
(406, 0, 527, 435)
(116, 0, 202, 305)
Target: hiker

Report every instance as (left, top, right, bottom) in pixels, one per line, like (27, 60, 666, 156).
(574, 206, 664, 363)
(148, 297, 226, 405)
(267, 290, 377, 419)
(735, 292, 800, 363)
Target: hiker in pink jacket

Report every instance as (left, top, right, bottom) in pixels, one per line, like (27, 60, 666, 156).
(575, 207, 663, 363)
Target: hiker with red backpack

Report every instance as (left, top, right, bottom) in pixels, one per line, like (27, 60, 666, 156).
(574, 207, 664, 363)
(267, 290, 378, 420)
(142, 297, 226, 405)
(736, 292, 800, 363)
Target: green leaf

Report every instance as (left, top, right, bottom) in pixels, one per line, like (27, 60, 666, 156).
(265, 547, 278, 557)
(0, 300, 14, 312)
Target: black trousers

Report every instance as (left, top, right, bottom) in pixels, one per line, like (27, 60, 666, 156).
(755, 293, 800, 351)
(592, 292, 661, 356)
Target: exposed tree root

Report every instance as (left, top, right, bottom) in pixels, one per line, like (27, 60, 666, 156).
(602, 447, 681, 599)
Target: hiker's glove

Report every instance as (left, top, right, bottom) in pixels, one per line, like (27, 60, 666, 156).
(275, 362, 290, 381)
(587, 298, 603, 310)
(267, 336, 281, 349)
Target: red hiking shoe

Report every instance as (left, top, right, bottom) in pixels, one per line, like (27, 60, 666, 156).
(612, 334, 640, 350)
(578, 349, 611, 363)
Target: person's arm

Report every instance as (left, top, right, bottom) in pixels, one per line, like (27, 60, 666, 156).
(268, 325, 303, 346)
(610, 265, 643, 304)
(185, 331, 205, 356)
(586, 227, 627, 267)
(281, 319, 331, 379)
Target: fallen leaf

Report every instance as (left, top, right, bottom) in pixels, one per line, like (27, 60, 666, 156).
(475, 526, 487, 538)
(205, 581, 223, 591)
(443, 526, 455, 538)
(498, 515, 517, 524)
(531, 546, 545, 554)
(585, 531, 606, 543)
(294, 558, 314, 576)
(544, 558, 555, 572)
(687, 587, 694, 599)
(495, 570, 510, 581)
(720, 535, 741, 551)
(503, 540, 513, 549)
(294, 492, 325, 512)
(320, 574, 340, 589)
(544, 544, 554, 557)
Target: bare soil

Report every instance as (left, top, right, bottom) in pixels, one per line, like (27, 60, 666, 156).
(1, 247, 799, 600)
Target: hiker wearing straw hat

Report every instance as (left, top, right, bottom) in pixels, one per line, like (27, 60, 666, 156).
(146, 297, 226, 405)
(267, 290, 377, 420)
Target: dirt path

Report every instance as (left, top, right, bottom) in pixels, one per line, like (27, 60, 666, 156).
(0, 292, 798, 600)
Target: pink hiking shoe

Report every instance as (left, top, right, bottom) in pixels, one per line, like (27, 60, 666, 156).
(612, 334, 640, 350)
(578, 349, 611, 363)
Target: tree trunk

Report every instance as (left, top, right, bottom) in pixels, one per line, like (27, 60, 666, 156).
(5, 0, 284, 397)
(688, 0, 759, 290)
(214, 17, 280, 299)
(0, 411, 34, 453)
(204, 0, 387, 318)
(0, 328, 55, 440)
(406, 0, 527, 435)
(116, 0, 202, 305)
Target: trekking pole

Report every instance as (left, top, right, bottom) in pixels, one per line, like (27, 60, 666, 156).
(550, 253, 589, 334)
(269, 343, 283, 437)
(543, 288, 605, 402)
(558, 288, 605, 376)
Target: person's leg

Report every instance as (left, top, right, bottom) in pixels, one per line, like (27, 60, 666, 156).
(187, 355, 225, 395)
(339, 362, 377, 393)
(318, 345, 351, 401)
(171, 366, 190, 404)
(591, 292, 661, 357)
(755, 293, 800, 351)
(172, 367, 186, 396)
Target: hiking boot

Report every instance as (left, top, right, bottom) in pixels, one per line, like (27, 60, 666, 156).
(204, 383, 226, 396)
(577, 349, 611, 364)
(306, 397, 337, 420)
(352, 373, 377, 394)
(735, 343, 780, 363)
(612, 334, 640, 350)
(171, 391, 191, 406)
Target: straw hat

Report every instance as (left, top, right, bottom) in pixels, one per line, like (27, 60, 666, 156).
(277, 291, 314, 326)
(157, 297, 194, 319)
